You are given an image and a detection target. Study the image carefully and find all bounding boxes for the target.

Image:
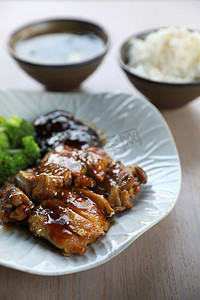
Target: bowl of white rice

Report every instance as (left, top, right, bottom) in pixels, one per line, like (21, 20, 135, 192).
(119, 27, 200, 108)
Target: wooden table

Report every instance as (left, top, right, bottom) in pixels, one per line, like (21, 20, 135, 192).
(0, 1, 200, 299)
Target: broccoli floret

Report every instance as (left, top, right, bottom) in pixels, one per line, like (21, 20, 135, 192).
(0, 115, 41, 185)
(0, 152, 15, 185)
(22, 136, 40, 165)
(0, 151, 30, 185)
(5, 116, 34, 148)
(0, 116, 6, 126)
(0, 116, 9, 150)
(12, 152, 29, 174)
(0, 131, 10, 151)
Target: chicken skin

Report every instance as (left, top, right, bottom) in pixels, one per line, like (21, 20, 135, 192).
(14, 145, 113, 202)
(28, 189, 113, 256)
(95, 161, 147, 212)
(0, 183, 34, 224)
(14, 145, 147, 212)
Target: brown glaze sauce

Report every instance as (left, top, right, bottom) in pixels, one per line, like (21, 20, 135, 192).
(58, 189, 106, 217)
(39, 201, 73, 244)
(44, 153, 84, 177)
(34, 110, 103, 156)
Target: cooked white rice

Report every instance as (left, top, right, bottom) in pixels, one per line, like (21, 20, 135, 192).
(127, 27, 200, 83)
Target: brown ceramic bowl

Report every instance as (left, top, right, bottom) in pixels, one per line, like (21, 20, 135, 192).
(7, 19, 109, 91)
(119, 29, 200, 108)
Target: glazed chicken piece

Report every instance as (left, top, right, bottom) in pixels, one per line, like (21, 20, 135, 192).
(0, 183, 34, 224)
(70, 187, 114, 217)
(14, 148, 85, 200)
(14, 144, 146, 212)
(55, 189, 113, 231)
(54, 145, 112, 182)
(28, 189, 114, 256)
(126, 165, 147, 185)
(14, 145, 112, 201)
(36, 149, 87, 178)
(95, 161, 147, 212)
(15, 170, 72, 201)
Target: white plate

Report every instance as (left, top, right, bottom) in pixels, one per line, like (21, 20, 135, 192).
(0, 90, 181, 276)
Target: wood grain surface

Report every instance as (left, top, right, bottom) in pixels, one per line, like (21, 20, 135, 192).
(0, 2, 200, 300)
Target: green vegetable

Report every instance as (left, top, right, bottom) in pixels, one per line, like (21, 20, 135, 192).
(22, 136, 40, 165)
(0, 115, 40, 185)
(0, 131, 10, 151)
(0, 152, 16, 183)
(5, 115, 34, 148)
(0, 116, 6, 126)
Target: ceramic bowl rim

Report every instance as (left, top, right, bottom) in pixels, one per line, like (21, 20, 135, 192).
(7, 18, 110, 69)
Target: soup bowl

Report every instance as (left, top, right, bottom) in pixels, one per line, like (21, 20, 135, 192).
(7, 18, 110, 91)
